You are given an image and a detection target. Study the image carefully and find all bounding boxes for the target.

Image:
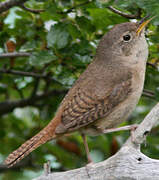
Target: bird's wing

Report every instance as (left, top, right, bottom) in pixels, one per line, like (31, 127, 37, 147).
(55, 76, 132, 134)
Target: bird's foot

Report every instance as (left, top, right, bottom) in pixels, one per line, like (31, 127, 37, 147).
(130, 124, 138, 143)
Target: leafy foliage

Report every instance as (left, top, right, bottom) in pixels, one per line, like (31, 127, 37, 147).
(0, 0, 159, 179)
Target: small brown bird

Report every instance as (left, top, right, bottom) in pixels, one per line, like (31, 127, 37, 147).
(5, 17, 152, 167)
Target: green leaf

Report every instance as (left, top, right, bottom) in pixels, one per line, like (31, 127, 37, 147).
(41, 2, 64, 21)
(87, 8, 112, 29)
(47, 23, 70, 49)
(154, 87, 159, 101)
(67, 23, 81, 40)
(135, 0, 159, 16)
(87, 8, 126, 30)
(76, 16, 95, 34)
(0, 83, 7, 93)
(29, 50, 57, 67)
(74, 54, 91, 64)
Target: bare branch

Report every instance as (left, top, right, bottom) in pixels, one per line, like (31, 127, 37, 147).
(0, 52, 31, 58)
(58, 1, 91, 14)
(30, 78, 40, 98)
(0, 0, 28, 14)
(107, 6, 142, 19)
(125, 103, 159, 146)
(0, 68, 66, 88)
(0, 89, 67, 116)
(147, 62, 158, 69)
(20, 4, 44, 13)
(142, 89, 155, 99)
(0, 68, 47, 78)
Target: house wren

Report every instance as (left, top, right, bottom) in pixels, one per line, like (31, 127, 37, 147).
(5, 18, 152, 167)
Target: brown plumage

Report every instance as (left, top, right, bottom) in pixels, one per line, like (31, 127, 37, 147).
(56, 75, 132, 134)
(5, 20, 149, 167)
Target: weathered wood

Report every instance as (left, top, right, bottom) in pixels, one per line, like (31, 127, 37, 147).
(34, 103, 159, 180)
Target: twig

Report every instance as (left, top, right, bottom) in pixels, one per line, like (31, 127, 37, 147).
(147, 62, 157, 69)
(0, 52, 31, 58)
(0, 0, 28, 14)
(142, 89, 155, 99)
(58, 1, 91, 14)
(143, 89, 155, 95)
(0, 68, 47, 78)
(107, 6, 141, 19)
(20, 4, 44, 14)
(0, 68, 66, 88)
(30, 78, 40, 98)
(14, 82, 24, 99)
(0, 89, 67, 116)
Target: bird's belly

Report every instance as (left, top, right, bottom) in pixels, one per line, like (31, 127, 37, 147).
(96, 92, 138, 130)
(83, 91, 140, 136)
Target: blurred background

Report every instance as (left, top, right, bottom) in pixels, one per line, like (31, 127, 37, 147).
(0, 0, 159, 179)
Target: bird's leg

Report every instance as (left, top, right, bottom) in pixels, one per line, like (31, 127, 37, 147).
(100, 124, 138, 134)
(99, 124, 138, 143)
(81, 133, 92, 164)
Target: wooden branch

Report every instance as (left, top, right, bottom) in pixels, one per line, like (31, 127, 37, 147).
(0, 52, 31, 58)
(0, 0, 28, 14)
(0, 89, 67, 116)
(0, 68, 48, 78)
(34, 103, 159, 180)
(30, 78, 40, 98)
(58, 1, 91, 14)
(20, 4, 44, 14)
(0, 68, 65, 88)
(142, 89, 155, 99)
(125, 102, 159, 146)
(108, 6, 141, 19)
(147, 62, 158, 69)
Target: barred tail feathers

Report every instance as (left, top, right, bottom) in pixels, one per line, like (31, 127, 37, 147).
(4, 116, 61, 167)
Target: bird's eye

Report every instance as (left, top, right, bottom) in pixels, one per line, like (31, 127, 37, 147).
(123, 34, 131, 42)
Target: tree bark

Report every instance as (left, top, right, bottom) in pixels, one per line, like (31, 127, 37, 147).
(34, 103, 159, 180)
(0, 0, 28, 14)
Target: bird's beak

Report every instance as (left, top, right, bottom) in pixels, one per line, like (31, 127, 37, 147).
(136, 16, 155, 36)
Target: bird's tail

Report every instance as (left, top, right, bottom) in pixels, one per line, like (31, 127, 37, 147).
(4, 116, 61, 168)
